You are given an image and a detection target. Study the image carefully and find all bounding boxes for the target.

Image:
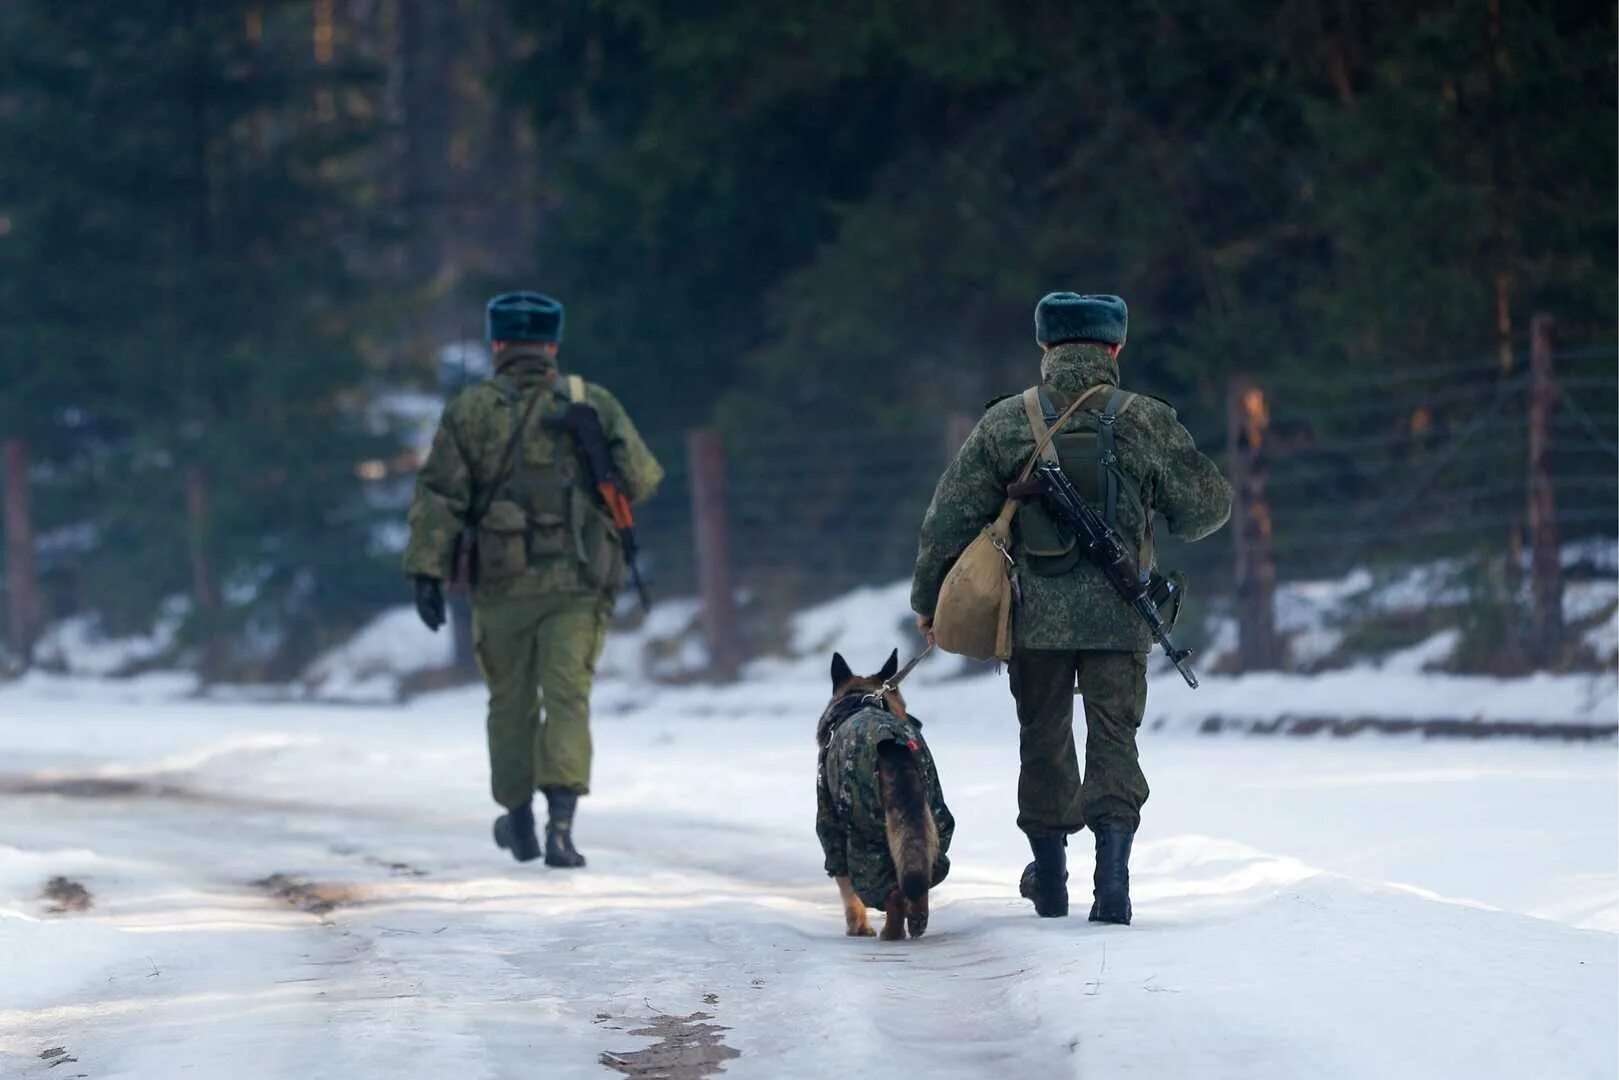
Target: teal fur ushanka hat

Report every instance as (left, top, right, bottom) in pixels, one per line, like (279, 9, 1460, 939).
(1034, 292, 1128, 346)
(486, 291, 564, 343)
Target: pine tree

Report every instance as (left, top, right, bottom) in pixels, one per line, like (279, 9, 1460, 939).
(0, 1, 398, 675)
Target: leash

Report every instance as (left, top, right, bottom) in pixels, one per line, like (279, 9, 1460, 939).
(864, 643, 935, 706)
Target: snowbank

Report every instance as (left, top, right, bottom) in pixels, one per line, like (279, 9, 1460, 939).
(32, 598, 189, 678)
(300, 604, 454, 703)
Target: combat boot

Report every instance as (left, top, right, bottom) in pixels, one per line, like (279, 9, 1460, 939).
(493, 801, 541, 863)
(543, 788, 587, 869)
(1018, 834, 1069, 917)
(1089, 821, 1134, 925)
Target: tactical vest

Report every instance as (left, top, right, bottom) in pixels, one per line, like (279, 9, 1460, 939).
(1015, 383, 1154, 579)
(474, 374, 625, 592)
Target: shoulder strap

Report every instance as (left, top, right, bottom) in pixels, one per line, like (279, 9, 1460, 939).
(566, 374, 586, 403)
(1017, 383, 1111, 481)
(470, 383, 547, 524)
(1097, 388, 1136, 531)
(1022, 390, 1061, 467)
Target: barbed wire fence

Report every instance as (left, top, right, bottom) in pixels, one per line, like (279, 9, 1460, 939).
(1, 325, 1612, 680)
(632, 328, 1617, 678)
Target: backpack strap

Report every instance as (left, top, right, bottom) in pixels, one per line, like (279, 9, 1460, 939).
(566, 374, 586, 403)
(1096, 387, 1138, 533)
(1018, 384, 1110, 481)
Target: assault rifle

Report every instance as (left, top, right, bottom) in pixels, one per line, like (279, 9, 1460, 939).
(1029, 459, 1199, 688)
(545, 404, 652, 612)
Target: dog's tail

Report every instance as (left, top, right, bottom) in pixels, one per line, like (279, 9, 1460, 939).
(878, 741, 938, 903)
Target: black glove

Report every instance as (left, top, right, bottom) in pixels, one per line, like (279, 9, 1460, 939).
(413, 575, 445, 632)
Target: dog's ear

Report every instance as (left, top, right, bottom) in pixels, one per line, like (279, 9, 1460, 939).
(878, 648, 899, 682)
(830, 652, 854, 689)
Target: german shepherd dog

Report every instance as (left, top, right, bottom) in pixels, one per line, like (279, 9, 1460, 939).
(817, 650, 945, 941)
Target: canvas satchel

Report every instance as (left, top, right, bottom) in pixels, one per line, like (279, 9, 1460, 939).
(931, 385, 1107, 661)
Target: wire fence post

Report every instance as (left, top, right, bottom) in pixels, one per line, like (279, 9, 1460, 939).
(184, 464, 222, 673)
(687, 428, 742, 682)
(1226, 374, 1283, 670)
(1527, 313, 1564, 655)
(2, 437, 41, 665)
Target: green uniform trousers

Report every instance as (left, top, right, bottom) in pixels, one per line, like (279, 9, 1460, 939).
(1008, 649, 1149, 837)
(473, 591, 608, 808)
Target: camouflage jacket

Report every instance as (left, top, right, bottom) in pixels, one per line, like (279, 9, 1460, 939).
(815, 698, 954, 909)
(402, 348, 664, 603)
(911, 343, 1231, 652)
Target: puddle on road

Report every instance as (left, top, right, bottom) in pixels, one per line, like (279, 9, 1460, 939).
(38, 1045, 81, 1072)
(0, 776, 195, 800)
(253, 873, 362, 916)
(599, 1011, 741, 1079)
(42, 876, 93, 914)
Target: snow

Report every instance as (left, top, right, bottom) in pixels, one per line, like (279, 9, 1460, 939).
(32, 598, 189, 678)
(300, 605, 455, 703)
(5, 554, 1617, 1075)
(1, 664, 1616, 1078)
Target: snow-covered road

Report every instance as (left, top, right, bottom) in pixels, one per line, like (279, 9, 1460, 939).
(1, 675, 1615, 1079)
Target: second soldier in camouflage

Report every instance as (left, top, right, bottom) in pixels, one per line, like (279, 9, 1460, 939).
(404, 292, 664, 867)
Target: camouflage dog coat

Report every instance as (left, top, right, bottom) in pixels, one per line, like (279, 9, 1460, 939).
(815, 697, 954, 909)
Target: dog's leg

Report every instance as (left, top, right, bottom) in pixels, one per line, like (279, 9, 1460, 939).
(880, 888, 906, 941)
(837, 876, 874, 937)
(907, 885, 929, 939)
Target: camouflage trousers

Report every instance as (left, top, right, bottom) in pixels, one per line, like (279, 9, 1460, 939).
(1008, 649, 1149, 836)
(473, 591, 609, 808)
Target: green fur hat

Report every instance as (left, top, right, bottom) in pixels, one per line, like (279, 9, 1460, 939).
(486, 291, 564, 343)
(1034, 292, 1128, 346)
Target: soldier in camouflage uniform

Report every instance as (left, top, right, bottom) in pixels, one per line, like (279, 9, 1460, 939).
(911, 293, 1230, 923)
(404, 292, 664, 867)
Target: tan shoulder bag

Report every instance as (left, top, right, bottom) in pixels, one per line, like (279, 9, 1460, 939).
(932, 385, 1108, 661)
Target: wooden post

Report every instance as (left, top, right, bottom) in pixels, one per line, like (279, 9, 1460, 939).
(184, 465, 218, 614)
(687, 429, 742, 682)
(184, 464, 223, 674)
(1527, 313, 1563, 656)
(1226, 375, 1283, 670)
(3, 438, 41, 663)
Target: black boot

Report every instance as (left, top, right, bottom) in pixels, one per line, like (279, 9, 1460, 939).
(1089, 822, 1134, 925)
(543, 788, 587, 869)
(493, 801, 541, 863)
(1018, 834, 1069, 917)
